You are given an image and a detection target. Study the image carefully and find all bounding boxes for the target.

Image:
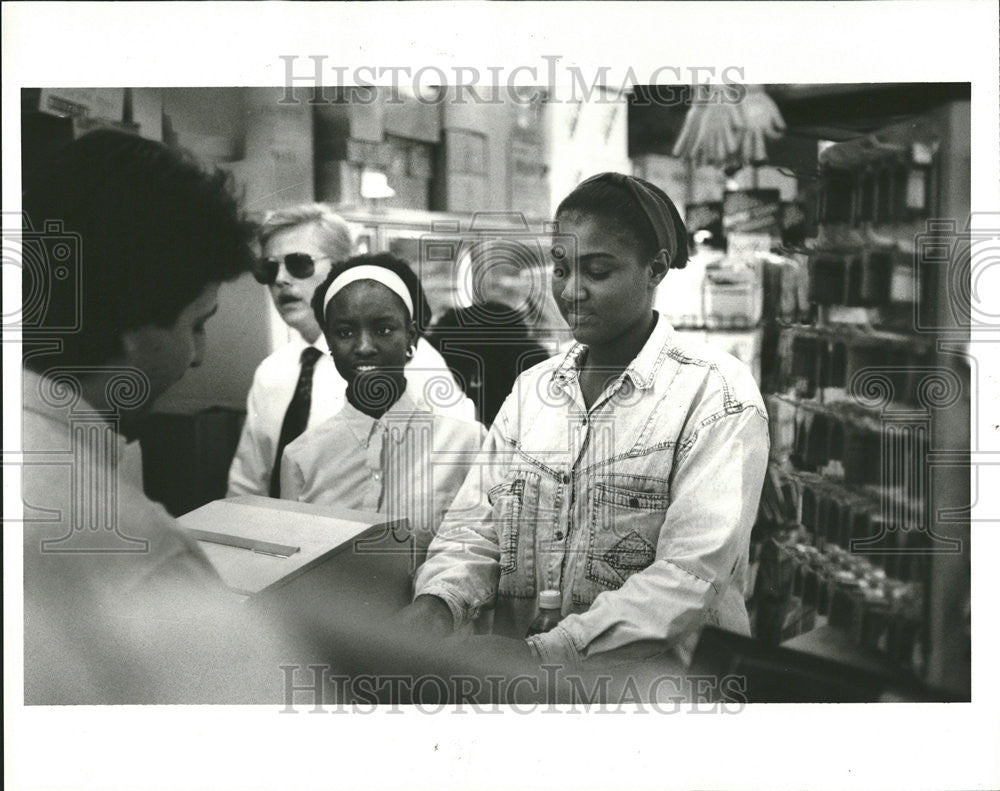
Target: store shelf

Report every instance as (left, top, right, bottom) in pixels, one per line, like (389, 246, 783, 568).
(783, 624, 902, 678)
(673, 323, 762, 332)
(776, 320, 934, 353)
(773, 391, 887, 432)
(785, 467, 927, 528)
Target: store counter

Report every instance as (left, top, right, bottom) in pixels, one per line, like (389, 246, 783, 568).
(179, 496, 696, 705)
(188, 497, 930, 705)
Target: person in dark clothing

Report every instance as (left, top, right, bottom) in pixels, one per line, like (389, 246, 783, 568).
(425, 301, 549, 427)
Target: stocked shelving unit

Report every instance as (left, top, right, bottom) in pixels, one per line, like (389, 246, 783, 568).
(751, 102, 971, 697)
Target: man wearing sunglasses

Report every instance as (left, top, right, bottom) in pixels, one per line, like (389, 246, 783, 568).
(228, 204, 476, 498)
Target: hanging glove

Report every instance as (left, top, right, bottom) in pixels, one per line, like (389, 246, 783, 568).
(672, 85, 744, 168)
(735, 85, 786, 165)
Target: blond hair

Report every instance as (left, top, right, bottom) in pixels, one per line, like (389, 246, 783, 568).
(259, 203, 353, 262)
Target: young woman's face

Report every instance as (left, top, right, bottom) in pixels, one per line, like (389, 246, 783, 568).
(324, 279, 417, 394)
(550, 212, 662, 349)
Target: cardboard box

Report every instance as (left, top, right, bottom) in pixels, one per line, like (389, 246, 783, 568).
(349, 98, 385, 142)
(384, 94, 441, 143)
(178, 495, 411, 599)
(39, 88, 125, 121)
(704, 266, 762, 329)
(445, 129, 488, 175)
(445, 172, 489, 213)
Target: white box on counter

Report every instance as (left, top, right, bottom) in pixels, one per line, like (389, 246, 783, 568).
(178, 495, 409, 598)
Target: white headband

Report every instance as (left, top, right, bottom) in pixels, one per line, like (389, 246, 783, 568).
(322, 265, 415, 318)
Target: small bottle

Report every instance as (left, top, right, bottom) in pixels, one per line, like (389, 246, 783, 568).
(526, 590, 564, 637)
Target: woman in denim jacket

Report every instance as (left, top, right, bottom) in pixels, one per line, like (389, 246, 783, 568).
(406, 173, 770, 669)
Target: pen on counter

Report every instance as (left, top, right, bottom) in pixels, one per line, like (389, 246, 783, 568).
(185, 528, 300, 559)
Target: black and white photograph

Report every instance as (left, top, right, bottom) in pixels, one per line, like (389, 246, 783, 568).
(4, 2, 999, 790)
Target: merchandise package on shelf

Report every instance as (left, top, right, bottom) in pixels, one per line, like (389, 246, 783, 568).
(750, 112, 969, 695)
(703, 264, 759, 328)
(781, 528, 926, 670)
(662, 231, 808, 337)
(703, 232, 768, 329)
(807, 137, 940, 326)
(750, 466, 801, 645)
(750, 463, 928, 666)
(806, 239, 902, 322)
(761, 249, 809, 324)
(654, 243, 721, 328)
(764, 393, 796, 462)
(776, 323, 934, 407)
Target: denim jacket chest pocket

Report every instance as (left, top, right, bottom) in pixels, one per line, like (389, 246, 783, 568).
(487, 468, 542, 598)
(577, 472, 672, 605)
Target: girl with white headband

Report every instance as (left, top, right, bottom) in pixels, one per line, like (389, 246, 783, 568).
(279, 253, 485, 567)
(403, 173, 770, 672)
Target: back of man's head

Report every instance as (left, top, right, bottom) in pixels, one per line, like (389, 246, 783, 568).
(22, 129, 254, 370)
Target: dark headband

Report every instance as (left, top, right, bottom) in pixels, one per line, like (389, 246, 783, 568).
(575, 172, 687, 269)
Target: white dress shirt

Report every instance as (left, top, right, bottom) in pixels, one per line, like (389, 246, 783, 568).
(281, 383, 486, 555)
(228, 334, 476, 497)
(22, 368, 293, 703)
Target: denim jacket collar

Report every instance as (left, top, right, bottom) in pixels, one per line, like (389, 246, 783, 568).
(552, 313, 675, 392)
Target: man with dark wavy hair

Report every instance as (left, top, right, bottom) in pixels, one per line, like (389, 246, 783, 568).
(20, 129, 288, 703)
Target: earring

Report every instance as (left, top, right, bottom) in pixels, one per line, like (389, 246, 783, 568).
(405, 347, 415, 360)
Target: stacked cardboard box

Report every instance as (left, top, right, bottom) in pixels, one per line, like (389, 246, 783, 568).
(314, 88, 440, 210)
(439, 88, 550, 218)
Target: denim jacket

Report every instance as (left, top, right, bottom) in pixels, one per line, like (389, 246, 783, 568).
(413, 314, 769, 667)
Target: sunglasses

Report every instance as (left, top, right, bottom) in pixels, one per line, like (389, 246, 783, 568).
(253, 253, 332, 285)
